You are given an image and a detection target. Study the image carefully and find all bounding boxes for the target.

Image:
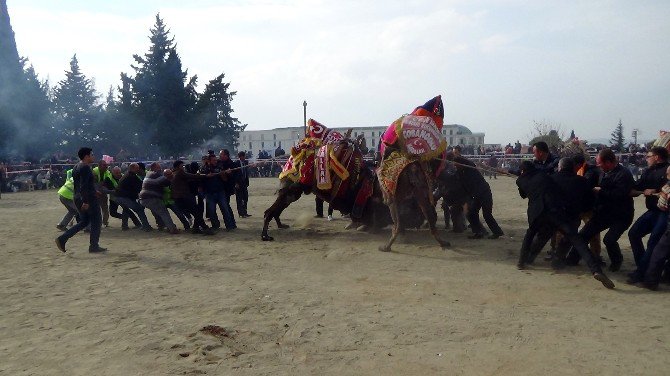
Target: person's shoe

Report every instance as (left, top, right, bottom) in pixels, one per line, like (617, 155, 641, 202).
(609, 259, 622, 272)
(327, 215, 333, 221)
(168, 228, 180, 235)
(551, 258, 567, 270)
(626, 275, 642, 285)
(468, 232, 486, 239)
(314, 214, 323, 218)
(488, 233, 504, 239)
(142, 226, 154, 232)
(191, 228, 203, 235)
(517, 261, 526, 270)
(202, 228, 215, 236)
(88, 246, 108, 253)
(121, 225, 130, 231)
(56, 224, 67, 231)
(641, 281, 659, 291)
(593, 272, 615, 289)
(345, 222, 357, 230)
(544, 249, 555, 261)
(55, 237, 66, 253)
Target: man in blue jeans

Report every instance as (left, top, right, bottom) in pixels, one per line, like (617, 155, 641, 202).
(627, 148, 670, 284)
(200, 154, 236, 230)
(55, 147, 107, 253)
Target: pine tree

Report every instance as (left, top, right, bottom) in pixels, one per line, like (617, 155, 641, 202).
(127, 14, 195, 156)
(0, 0, 54, 160)
(195, 74, 247, 152)
(609, 119, 625, 152)
(53, 54, 101, 148)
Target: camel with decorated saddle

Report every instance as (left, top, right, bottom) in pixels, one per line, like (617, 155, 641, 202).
(261, 119, 387, 241)
(375, 95, 451, 252)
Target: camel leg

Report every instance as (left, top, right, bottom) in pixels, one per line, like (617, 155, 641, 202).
(418, 194, 450, 249)
(379, 202, 400, 252)
(262, 198, 283, 241)
(262, 189, 302, 241)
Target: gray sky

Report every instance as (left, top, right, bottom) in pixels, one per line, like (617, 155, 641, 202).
(8, 0, 670, 144)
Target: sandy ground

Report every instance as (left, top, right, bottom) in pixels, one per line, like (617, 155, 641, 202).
(1, 177, 669, 376)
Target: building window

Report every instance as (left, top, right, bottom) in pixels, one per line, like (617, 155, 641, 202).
(262, 142, 264, 148)
(273, 134, 276, 140)
(450, 137, 453, 145)
(372, 139, 376, 147)
(278, 141, 282, 148)
(460, 138, 464, 144)
(450, 130, 453, 135)
(249, 142, 252, 150)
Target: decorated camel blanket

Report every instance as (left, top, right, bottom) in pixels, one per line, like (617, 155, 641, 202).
(377, 95, 448, 202)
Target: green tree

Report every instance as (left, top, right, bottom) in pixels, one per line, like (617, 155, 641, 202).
(0, 0, 53, 160)
(127, 14, 195, 156)
(53, 54, 101, 148)
(609, 119, 625, 152)
(195, 74, 247, 152)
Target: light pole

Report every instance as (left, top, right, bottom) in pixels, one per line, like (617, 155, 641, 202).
(303, 100, 307, 136)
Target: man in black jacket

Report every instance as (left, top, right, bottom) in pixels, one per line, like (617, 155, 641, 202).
(542, 158, 595, 268)
(579, 149, 635, 272)
(532, 141, 559, 174)
(448, 154, 504, 239)
(516, 160, 614, 288)
(234, 151, 251, 218)
(55, 147, 107, 253)
(627, 147, 670, 282)
(114, 163, 152, 231)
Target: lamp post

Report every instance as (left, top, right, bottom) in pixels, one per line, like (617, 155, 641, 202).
(303, 100, 307, 136)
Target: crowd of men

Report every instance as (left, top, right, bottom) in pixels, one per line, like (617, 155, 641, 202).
(55, 148, 251, 253)
(53, 142, 670, 291)
(433, 141, 670, 290)
(512, 142, 670, 290)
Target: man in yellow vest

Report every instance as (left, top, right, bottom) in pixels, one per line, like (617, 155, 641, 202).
(92, 160, 112, 227)
(56, 169, 79, 231)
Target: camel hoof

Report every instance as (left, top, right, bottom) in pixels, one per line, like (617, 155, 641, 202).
(261, 235, 274, 241)
(278, 224, 290, 229)
(378, 245, 391, 252)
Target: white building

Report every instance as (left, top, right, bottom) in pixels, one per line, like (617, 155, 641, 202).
(238, 124, 485, 156)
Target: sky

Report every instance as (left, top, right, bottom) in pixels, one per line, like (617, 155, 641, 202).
(6, 0, 670, 145)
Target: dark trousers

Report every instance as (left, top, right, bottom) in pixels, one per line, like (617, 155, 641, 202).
(315, 197, 333, 217)
(167, 203, 190, 229)
(109, 198, 140, 227)
(628, 210, 667, 270)
(206, 191, 236, 229)
(175, 196, 208, 231)
(578, 210, 634, 266)
(114, 197, 151, 229)
(467, 190, 503, 236)
(236, 186, 249, 216)
(442, 201, 466, 231)
(520, 213, 602, 273)
(644, 229, 670, 285)
(57, 200, 102, 249)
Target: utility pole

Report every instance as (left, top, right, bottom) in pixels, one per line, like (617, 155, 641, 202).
(303, 100, 307, 136)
